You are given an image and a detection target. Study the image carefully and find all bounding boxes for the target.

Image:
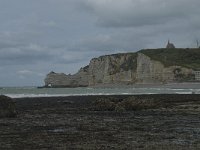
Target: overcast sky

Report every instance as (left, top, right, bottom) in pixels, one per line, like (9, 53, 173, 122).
(0, 0, 200, 86)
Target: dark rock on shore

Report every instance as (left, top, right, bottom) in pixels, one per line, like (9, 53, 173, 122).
(0, 95, 17, 118)
(91, 97, 116, 111)
(91, 96, 164, 111)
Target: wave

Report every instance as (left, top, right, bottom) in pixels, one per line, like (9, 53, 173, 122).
(6, 93, 159, 98)
(2, 86, 199, 98)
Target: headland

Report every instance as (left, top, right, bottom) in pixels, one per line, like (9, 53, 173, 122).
(44, 48, 200, 88)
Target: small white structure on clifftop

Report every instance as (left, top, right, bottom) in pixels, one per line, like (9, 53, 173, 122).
(193, 71, 200, 81)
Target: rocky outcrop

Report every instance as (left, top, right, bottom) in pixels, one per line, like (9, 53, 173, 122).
(44, 50, 195, 87)
(44, 67, 89, 87)
(0, 95, 16, 118)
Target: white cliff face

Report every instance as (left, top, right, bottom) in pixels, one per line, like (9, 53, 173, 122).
(44, 72, 71, 87)
(136, 53, 193, 83)
(44, 69, 89, 87)
(88, 54, 137, 86)
(136, 53, 165, 83)
(44, 52, 194, 87)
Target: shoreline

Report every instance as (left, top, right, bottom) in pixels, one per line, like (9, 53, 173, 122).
(14, 93, 200, 99)
(40, 82, 200, 89)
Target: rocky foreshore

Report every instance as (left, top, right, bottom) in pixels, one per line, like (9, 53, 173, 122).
(1, 94, 200, 149)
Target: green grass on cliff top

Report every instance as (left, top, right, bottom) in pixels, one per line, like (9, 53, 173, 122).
(139, 48, 200, 70)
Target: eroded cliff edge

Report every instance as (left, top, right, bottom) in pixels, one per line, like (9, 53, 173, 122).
(44, 48, 200, 87)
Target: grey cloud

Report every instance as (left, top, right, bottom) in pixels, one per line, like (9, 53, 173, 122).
(0, 41, 23, 49)
(54, 50, 91, 64)
(0, 0, 200, 86)
(0, 44, 57, 65)
(83, 0, 200, 27)
(17, 70, 44, 78)
(74, 26, 164, 53)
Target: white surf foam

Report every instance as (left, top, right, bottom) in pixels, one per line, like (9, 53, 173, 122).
(6, 92, 159, 98)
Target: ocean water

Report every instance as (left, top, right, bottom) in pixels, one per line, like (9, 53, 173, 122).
(0, 83, 200, 98)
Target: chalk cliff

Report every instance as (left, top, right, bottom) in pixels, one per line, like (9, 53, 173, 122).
(44, 49, 197, 87)
(87, 53, 137, 86)
(136, 53, 193, 83)
(44, 66, 89, 87)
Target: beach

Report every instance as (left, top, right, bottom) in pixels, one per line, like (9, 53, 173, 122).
(1, 94, 200, 149)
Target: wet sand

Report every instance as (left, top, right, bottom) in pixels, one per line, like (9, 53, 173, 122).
(1, 94, 200, 149)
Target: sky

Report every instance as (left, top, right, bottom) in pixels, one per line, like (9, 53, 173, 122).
(0, 0, 200, 86)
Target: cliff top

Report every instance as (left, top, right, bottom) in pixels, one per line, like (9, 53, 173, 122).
(91, 48, 200, 70)
(139, 48, 200, 70)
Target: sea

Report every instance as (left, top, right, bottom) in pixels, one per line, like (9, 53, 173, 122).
(0, 83, 200, 98)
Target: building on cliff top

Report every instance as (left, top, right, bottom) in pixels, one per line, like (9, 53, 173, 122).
(166, 40, 175, 49)
(193, 71, 200, 81)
